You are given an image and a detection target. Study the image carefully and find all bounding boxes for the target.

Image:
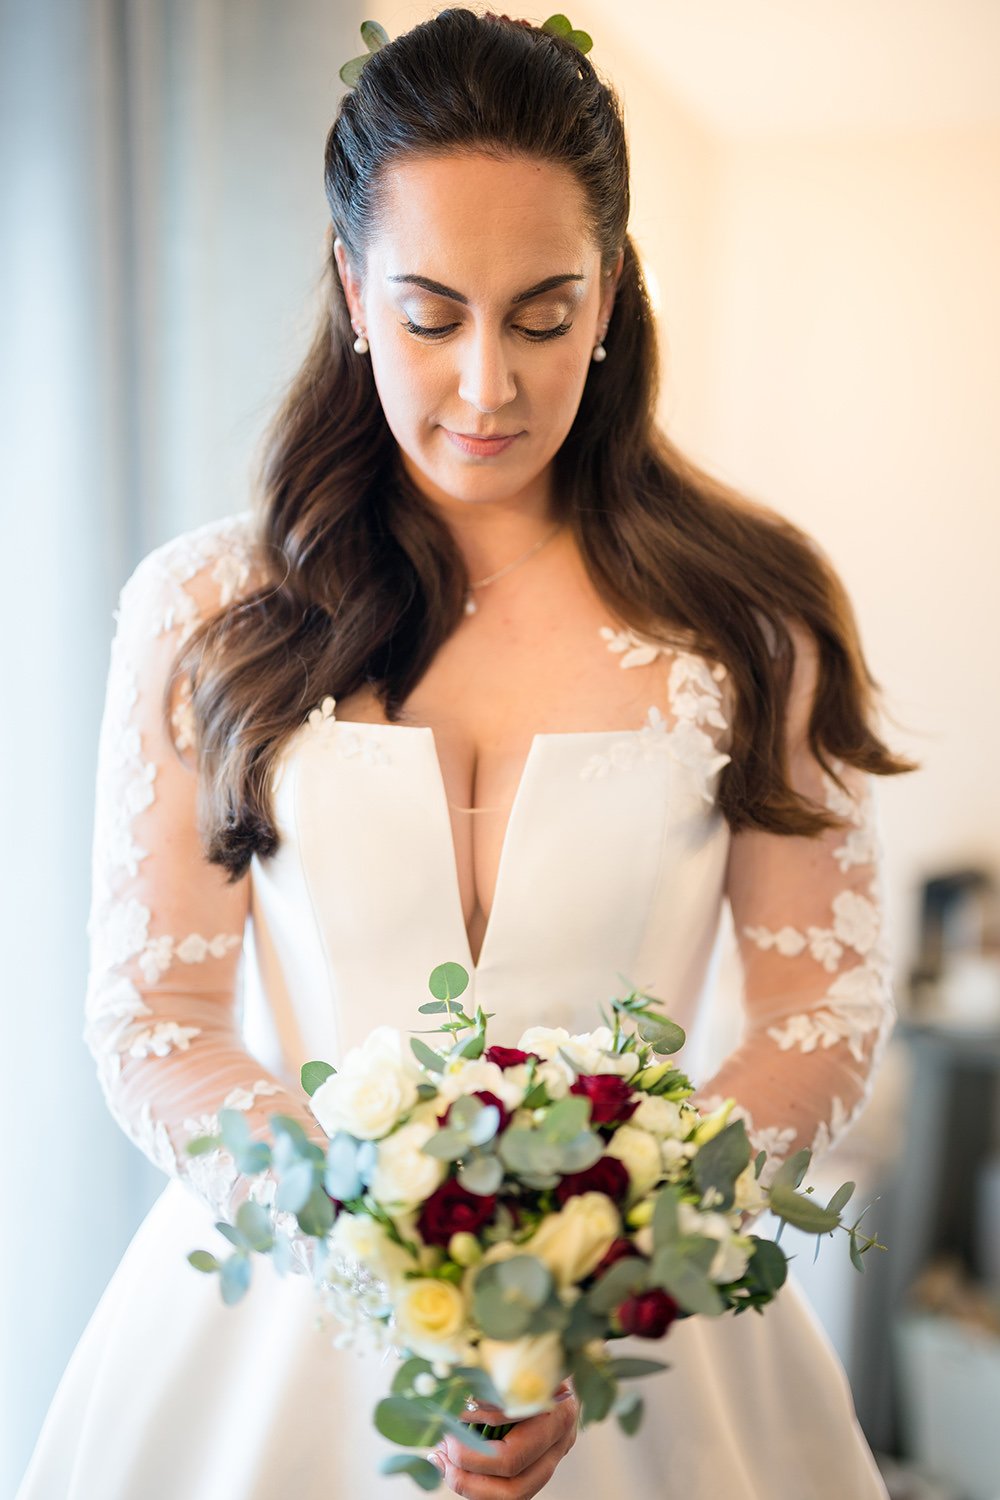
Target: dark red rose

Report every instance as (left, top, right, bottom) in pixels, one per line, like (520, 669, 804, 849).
(484, 1045, 540, 1070)
(591, 1236, 644, 1279)
(417, 1178, 498, 1247)
(554, 1153, 630, 1205)
(570, 1073, 639, 1126)
(616, 1288, 680, 1339)
(441, 1089, 512, 1134)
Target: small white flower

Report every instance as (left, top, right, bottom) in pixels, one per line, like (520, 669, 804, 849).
(370, 1118, 447, 1210)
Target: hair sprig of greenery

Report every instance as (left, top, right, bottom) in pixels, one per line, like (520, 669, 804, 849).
(338, 13, 592, 89)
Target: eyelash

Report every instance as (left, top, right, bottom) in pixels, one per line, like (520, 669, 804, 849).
(400, 318, 573, 343)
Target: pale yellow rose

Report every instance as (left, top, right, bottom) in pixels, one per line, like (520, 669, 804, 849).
(394, 1277, 468, 1360)
(604, 1124, 663, 1201)
(524, 1192, 621, 1288)
(478, 1332, 565, 1418)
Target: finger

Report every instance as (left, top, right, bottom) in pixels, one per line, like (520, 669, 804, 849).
(444, 1395, 577, 1479)
(435, 1413, 577, 1500)
(457, 1379, 573, 1427)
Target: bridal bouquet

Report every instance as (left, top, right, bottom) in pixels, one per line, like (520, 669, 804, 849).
(184, 963, 885, 1491)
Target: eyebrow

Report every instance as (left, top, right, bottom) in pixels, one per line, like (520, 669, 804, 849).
(386, 272, 585, 305)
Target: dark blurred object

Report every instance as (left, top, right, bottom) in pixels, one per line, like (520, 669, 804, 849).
(907, 866, 1000, 1024)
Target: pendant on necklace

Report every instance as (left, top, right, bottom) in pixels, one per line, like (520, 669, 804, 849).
(464, 594, 478, 615)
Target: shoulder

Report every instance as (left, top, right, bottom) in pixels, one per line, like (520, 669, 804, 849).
(117, 509, 267, 645)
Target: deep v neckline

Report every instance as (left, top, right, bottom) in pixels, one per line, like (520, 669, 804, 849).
(290, 623, 720, 976)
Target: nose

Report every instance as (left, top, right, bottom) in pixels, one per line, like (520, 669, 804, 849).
(457, 325, 517, 414)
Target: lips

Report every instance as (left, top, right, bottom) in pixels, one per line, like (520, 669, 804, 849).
(444, 429, 522, 457)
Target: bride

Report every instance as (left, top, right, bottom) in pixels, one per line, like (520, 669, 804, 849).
(18, 9, 918, 1498)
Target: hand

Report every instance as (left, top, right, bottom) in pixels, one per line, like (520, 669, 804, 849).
(428, 1380, 579, 1498)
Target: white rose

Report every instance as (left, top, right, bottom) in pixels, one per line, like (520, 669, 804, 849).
(478, 1332, 564, 1418)
(660, 1136, 699, 1181)
(557, 1026, 640, 1080)
(678, 1202, 753, 1284)
(516, 1026, 571, 1060)
(310, 1026, 420, 1140)
(604, 1124, 663, 1201)
(394, 1277, 469, 1361)
(326, 1211, 413, 1287)
(369, 1118, 447, 1210)
(503, 1059, 569, 1102)
(437, 1058, 525, 1112)
(524, 1192, 621, 1288)
(631, 1096, 690, 1140)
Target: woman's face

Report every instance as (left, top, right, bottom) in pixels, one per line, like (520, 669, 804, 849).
(334, 152, 621, 517)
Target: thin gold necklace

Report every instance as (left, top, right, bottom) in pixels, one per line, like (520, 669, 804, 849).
(463, 523, 562, 615)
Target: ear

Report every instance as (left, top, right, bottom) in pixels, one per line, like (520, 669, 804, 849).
(600, 245, 625, 326)
(333, 236, 365, 329)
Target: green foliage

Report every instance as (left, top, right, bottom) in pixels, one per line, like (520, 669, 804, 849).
(569, 1349, 616, 1425)
(457, 1154, 504, 1196)
(616, 1390, 644, 1435)
(187, 1249, 220, 1273)
(220, 1253, 251, 1305)
(300, 1061, 336, 1096)
(379, 1453, 443, 1490)
(768, 1183, 842, 1235)
(471, 1255, 554, 1338)
(184, 1133, 221, 1157)
(428, 961, 470, 1002)
(587, 1255, 649, 1315)
(235, 1201, 274, 1253)
(375, 1394, 446, 1448)
(411, 1038, 446, 1073)
(692, 1120, 751, 1213)
(650, 1236, 724, 1317)
(540, 13, 594, 53)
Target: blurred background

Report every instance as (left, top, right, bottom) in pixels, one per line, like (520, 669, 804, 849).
(3, 2, 999, 1497)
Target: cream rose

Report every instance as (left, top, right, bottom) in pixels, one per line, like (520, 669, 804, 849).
(524, 1192, 621, 1288)
(478, 1332, 565, 1418)
(604, 1124, 663, 1201)
(516, 1025, 571, 1060)
(394, 1277, 468, 1360)
(369, 1118, 447, 1210)
(309, 1025, 420, 1140)
(326, 1211, 413, 1288)
(631, 1095, 691, 1141)
(437, 1058, 525, 1112)
(678, 1202, 753, 1284)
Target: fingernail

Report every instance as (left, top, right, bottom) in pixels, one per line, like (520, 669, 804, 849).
(426, 1450, 445, 1472)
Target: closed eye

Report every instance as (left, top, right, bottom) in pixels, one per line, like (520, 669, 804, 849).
(400, 318, 572, 343)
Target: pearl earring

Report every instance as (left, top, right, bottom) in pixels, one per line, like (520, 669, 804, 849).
(353, 327, 369, 354)
(591, 327, 608, 362)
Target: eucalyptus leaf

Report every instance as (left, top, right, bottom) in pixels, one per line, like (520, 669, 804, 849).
(754, 1149, 767, 1181)
(236, 1201, 275, 1253)
(616, 1391, 644, 1435)
(421, 1129, 468, 1162)
(187, 1249, 220, 1274)
(826, 1180, 856, 1216)
(564, 1295, 609, 1349)
(428, 961, 470, 1002)
(849, 1230, 866, 1274)
(692, 1120, 750, 1213)
(636, 1017, 686, 1055)
(297, 1182, 336, 1237)
(587, 1255, 649, 1314)
(325, 1134, 364, 1200)
(233, 1140, 272, 1176)
(605, 1356, 670, 1379)
(375, 1394, 445, 1448)
(771, 1148, 811, 1193)
(540, 1095, 590, 1143)
(651, 1237, 724, 1317)
(745, 1237, 787, 1297)
(218, 1108, 252, 1152)
(570, 1351, 616, 1426)
(452, 1031, 486, 1061)
(457, 1154, 504, 1196)
(379, 1453, 443, 1491)
(391, 1356, 435, 1397)
(568, 28, 593, 52)
(411, 1037, 446, 1073)
(220, 1253, 252, 1305)
(215, 1222, 248, 1251)
(651, 1184, 681, 1247)
(277, 1160, 317, 1215)
(338, 55, 368, 87)
(769, 1183, 841, 1235)
(540, 13, 572, 38)
(558, 1130, 605, 1174)
(360, 20, 390, 51)
(418, 1001, 450, 1015)
(300, 1061, 336, 1097)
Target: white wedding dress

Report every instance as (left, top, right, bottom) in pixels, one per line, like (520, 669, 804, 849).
(17, 511, 893, 1499)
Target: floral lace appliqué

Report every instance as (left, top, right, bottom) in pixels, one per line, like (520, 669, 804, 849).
(305, 694, 392, 765)
(582, 630, 732, 800)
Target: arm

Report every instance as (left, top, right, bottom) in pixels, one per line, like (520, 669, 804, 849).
(82, 516, 327, 1268)
(691, 624, 896, 1202)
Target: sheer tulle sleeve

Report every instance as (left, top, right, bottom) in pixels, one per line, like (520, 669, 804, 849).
(82, 514, 328, 1269)
(690, 623, 897, 1201)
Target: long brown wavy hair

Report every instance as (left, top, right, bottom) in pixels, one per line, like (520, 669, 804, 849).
(167, 6, 919, 883)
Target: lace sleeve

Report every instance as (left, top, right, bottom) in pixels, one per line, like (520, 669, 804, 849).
(690, 623, 896, 1200)
(82, 514, 328, 1270)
